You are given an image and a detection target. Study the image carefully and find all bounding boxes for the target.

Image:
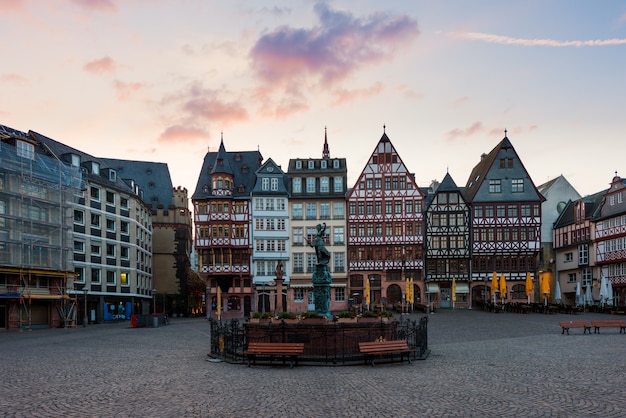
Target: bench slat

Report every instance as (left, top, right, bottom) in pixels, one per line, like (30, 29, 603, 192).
(358, 340, 415, 366)
(243, 343, 305, 368)
(591, 320, 626, 334)
(559, 321, 591, 335)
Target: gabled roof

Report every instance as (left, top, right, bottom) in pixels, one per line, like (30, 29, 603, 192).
(101, 158, 173, 211)
(252, 157, 290, 195)
(210, 138, 234, 176)
(462, 134, 545, 203)
(553, 189, 606, 228)
(192, 139, 262, 200)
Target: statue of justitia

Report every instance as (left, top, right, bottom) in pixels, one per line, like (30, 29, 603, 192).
(309, 223, 330, 266)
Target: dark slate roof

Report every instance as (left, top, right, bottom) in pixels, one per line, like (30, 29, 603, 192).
(252, 158, 290, 195)
(592, 175, 626, 221)
(437, 172, 459, 192)
(553, 189, 605, 229)
(29, 130, 136, 195)
(101, 158, 173, 211)
(210, 139, 234, 175)
(192, 141, 262, 200)
(462, 135, 545, 203)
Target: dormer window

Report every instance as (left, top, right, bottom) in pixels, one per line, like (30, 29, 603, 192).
(333, 159, 340, 169)
(202, 185, 209, 193)
(235, 153, 242, 161)
(108, 169, 117, 182)
(217, 158, 224, 166)
(91, 162, 100, 175)
(295, 160, 302, 169)
(71, 154, 80, 167)
(16, 140, 35, 160)
(321, 160, 327, 169)
(241, 165, 249, 174)
(308, 160, 314, 169)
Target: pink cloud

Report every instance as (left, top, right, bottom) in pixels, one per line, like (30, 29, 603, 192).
(158, 125, 208, 144)
(114, 80, 143, 100)
(331, 82, 385, 106)
(0, 0, 24, 13)
(250, 3, 419, 87)
(446, 121, 484, 141)
(71, 0, 116, 13)
(83, 56, 118, 74)
(450, 31, 626, 47)
(1, 73, 29, 86)
(395, 84, 424, 100)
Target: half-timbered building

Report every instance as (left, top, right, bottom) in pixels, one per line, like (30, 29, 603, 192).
(251, 158, 290, 314)
(424, 172, 471, 309)
(463, 133, 544, 303)
(347, 129, 425, 310)
(594, 173, 626, 306)
(286, 131, 348, 313)
(192, 138, 262, 319)
(553, 190, 604, 306)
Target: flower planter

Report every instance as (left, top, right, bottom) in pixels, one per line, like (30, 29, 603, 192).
(358, 317, 380, 323)
(337, 317, 357, 324)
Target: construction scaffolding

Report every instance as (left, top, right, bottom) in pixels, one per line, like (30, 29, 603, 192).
(0, 124, 83, 329)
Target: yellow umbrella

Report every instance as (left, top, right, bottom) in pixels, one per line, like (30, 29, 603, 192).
(365, 277, 371, 307)
(525, 272, 533, 303)
(491, 272, 498, 303)
(540, 271, 551, 299)
(451, 278, 457, 303)
(499, 274, 507, 301)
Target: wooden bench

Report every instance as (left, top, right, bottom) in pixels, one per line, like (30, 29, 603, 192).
(591, 319, 626, 334)
(358, 340, 416, 367)
(242, 342, 305, 368)
(559, 320, 591, 335)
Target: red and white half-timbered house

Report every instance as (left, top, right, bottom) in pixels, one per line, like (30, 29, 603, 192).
(594, 174, 626, 305)
(192, 138, 262, 319)
(463, 133, 544, 304)
(347, 130, 425, 310)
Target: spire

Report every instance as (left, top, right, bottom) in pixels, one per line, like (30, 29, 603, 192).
(322, 126, 330, 159)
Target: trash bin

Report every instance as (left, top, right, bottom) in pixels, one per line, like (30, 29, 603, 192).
(131, 315, 137, 328)
(152, 315, 159, 328)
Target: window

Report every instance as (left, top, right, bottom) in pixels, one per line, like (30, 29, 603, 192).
(121, 246, 129, 260)
(292, 178, 301, 193)
(306, 177, 315, 193)
(91, 213, 101, 228)
(320, 202, 330, 219)
(120, 221, 129, 235)
(306, 203, 316, 219)
(90, 186, 101, 201)
(578, 244, 588, 265)
(334, 287, 345, 302)
(320, 177, 329, 193)
(294, 288, 304, 301)
(120, 272, 128, 286)
(334, 177, 343, 193)
(107, 271, 115, 284)
(293, 253, 303, 273)
(334, 227, 344, 245)
(91, 244, 101, 256)
(265, 199, 274, 211)
(106, 244, 116, 257)
(120, 197, 129, 209)
(307, 254, 316, 273)
(74, 210, 85, 225)
(333, 159, 340, 169)
(74, 241, 85, 253)
(334, 253, 345, 272)
(271, 178, 278, 191)
(565, 252, 573, 262)
(16, 140, 35, 160)
(582, 267, 592, 286)
(321, 160, 327, 169)
(292, 228, 303, 246)
(106, 219, 115, 232)
(91, 268, 101, 284)
(292, 203, 303, 219)
(512, 179, 524, 193)
(488, 180, 501, 193)
(262, 178, 269, 191)
(295, 160, 302, 169)
(106, 191, 115, 205)
(75, 267, 85, 283)
(567, 273, 577, 283)
(308, 160, 314, 169)
(333, 202, 344, 219)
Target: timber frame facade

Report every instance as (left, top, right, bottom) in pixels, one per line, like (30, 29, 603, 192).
(346, 130, 425, 309)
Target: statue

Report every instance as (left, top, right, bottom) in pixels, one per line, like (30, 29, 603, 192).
(308, 223, 330, 265)
(307, 223, 332, 318)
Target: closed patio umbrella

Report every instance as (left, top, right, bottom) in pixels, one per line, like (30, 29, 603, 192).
(585, 284, 592, 307)
(599, 277, 608, 306)
(575, 282, 582, 306)
(491, 272, 499, 304)
(540, 272, 551, 305)
(499, 274, 507, 303)
(365, 277, 371, 309)
(217, 286, 222, 320)
(607, 279, 614, 306)
(525, 272, 533, 304)
(554, 279, 562, 303)
(451, 277, 457, 308)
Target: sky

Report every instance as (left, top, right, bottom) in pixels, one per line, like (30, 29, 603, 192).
(1, 0, 625, 198)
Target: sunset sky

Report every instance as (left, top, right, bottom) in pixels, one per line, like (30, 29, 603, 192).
(1, 0, 625, 198)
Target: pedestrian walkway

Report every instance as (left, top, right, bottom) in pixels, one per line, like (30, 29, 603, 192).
(0, 310, 624, 417)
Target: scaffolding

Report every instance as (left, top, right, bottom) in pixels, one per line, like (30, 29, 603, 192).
(0, 124, 83, 329)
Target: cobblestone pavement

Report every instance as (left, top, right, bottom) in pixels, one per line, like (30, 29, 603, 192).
(1, 310, 624, 418)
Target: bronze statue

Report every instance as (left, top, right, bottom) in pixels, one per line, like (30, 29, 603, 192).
(308, 223, 330, 265)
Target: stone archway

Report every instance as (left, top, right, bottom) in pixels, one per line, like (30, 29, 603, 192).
(386, 284, 403, 304)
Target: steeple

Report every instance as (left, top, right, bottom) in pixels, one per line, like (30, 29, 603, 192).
(322, 126, 330, 160)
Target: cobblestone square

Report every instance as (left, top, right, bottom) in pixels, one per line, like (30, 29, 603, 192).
(1, 310, 624, 418)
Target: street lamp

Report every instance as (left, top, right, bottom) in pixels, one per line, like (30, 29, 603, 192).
(152, 288, 157, 314)
(82, 287, 88, 327)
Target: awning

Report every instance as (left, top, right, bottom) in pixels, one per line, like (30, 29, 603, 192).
(426, 283, 439, 293)
(454, 283, 470, 294)
(21, 294, 67, 300)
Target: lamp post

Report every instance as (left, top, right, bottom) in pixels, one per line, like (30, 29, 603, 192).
(152, 288, 157, 314)
(369, 277, 374, 312)
(82, 287, 89, 327)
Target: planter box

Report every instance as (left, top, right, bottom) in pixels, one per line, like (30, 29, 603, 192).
(337, 318, 357, 324)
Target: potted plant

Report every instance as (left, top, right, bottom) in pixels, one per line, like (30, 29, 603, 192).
(336, 311, 357, 323)
(250, 312, 272, 324)
(379, 310, 393, 321)
(358, 310, 379, 323)
(300, 311, 327, 324)
(274, 311, 298, 324)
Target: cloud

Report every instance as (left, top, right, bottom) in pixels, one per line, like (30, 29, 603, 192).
(250, 2, 419, 87)
(488, 125, 538, 137)
(1, 73, 29, 86)
(83, 56, 118, 74)
(158, 125, 209, 144)
(331, 82, 385, 105)
(395, 84, 424, 100)
(450, 31, 626, 47)
(71, 0, 116, 13)
(0, 0, 24, 13)
(114, 80, 143, 100)
(446, 121, 484, 141)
